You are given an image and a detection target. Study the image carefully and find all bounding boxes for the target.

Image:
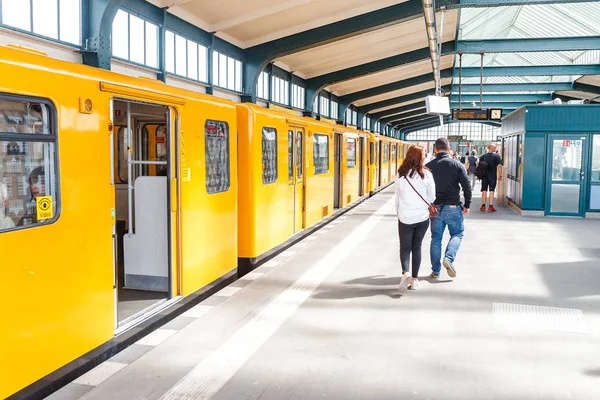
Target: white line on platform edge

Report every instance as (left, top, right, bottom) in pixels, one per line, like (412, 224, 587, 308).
(159, 197, 395, 400)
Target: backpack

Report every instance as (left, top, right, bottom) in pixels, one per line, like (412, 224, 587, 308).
(475, 156, 489, 179)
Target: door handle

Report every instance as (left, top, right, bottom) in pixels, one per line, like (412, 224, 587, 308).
(580, 171, 585, 180)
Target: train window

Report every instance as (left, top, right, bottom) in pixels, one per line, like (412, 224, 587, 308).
(313, 134, 329, 175)
(384, 143, 389, 162)
(288, 130, 293, 180)
(391, 144, 396, 162)
(296, 131, 303, 178)
(205, 120, 230, 194)
(0, 95, 58, 232)
(369, 142, 375, 165)
(262, 127, 278, 184)
(347, 138, 356, 168)
(117, 127, 128, 183)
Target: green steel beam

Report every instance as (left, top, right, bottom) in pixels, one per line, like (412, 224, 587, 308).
(450, 0, 600, 7)
(381, 107, 428, 123)
(304, 42, 455, 116)
(81, 0, 126, 69)
(451, 82, 573, 92)
(457, 36, 600, 54)
(243, 0, 454, 102)
(397, 116, 450, 130)
(371, 103, 429, 120)
(457, 64, 600, 77)
(572, 82, 600, 95)
(451, 93, 552, 102)
(361, 85, 452, 115)
(337, 69, 453, 117)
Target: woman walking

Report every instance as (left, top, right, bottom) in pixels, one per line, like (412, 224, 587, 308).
(464, 150, 478, 189)
(395, 145, 436, 292)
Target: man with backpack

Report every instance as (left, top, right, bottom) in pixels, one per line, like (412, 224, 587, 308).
(476, 143, 504, 212)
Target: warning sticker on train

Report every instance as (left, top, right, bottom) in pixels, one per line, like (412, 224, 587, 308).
(36, 196, 53, 220)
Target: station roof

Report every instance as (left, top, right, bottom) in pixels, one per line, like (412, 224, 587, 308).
(149, 0, 600, 133)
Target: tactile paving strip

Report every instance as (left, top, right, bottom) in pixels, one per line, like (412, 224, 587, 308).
(493, 303, 591, 335)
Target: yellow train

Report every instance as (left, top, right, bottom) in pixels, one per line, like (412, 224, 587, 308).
(0, 44, 403, 399)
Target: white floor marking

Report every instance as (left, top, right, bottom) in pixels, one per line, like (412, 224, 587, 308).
(293, 242, 307, 248)
(215, 286, 241, 297)
(74, 361, 127, 386)
(278, 249, 296, 257)
(182, 305, 214, 318)
(262, 259, 281, 268)
(240, 272, 264, 281)
(136, 329, 178, 347)
(160, 197, 395, 400)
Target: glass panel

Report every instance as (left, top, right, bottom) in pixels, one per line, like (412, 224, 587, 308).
(33, 0, 58, 39)
(551, 184, 580, 214)
(347, 138, 356, 168)
(212, 51, 219, 85)
(59, 0, 81, 44)
(288, 130, 293, 180)
(384, 143, 389, 162)
(1, 141, 57, 230)
(296, 131, 303, 178)
(204, 121, 230, 194)
(314, 134, 329, 175)
(165, 31, 175, 73)
(262, 127, 277, 184)
(117, 127, 128, 182)
(145, 22, 158, 68)
(0, 99, 52, 135)
(187, 41, 198, 80)
(175, 34, 187, 76)
(227, 57, 235, 90)
(2, 0, 31, 31)
(128, 14, 145, 64)
(112, 10, 129, 59)
(198, 45, 208, 82)
(155, 125, 167, 176)
(219, 53, 227, 88)
(235, 60, 242, 92)
(589, 185, 600, 210)
(551, 139, 582, 181)
(591, 135, 600, 182)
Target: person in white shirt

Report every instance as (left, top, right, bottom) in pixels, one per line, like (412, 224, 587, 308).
(395, 145, 436, 292)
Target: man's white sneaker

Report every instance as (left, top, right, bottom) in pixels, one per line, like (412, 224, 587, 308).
(398, 273, 411, 293)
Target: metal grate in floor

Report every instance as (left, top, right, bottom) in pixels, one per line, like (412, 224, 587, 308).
(493, 303, 591, 335)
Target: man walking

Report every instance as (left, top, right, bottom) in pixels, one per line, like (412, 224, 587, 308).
(479, 143, 504, 212)
(425, 138, 472, 278)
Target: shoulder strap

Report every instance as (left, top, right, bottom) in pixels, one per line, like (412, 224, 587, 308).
(404, 175, 430, 206)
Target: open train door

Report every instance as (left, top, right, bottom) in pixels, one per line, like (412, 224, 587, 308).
(288, 126, 305, 234)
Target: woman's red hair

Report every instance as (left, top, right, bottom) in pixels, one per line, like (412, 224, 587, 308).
(397, 145, 425, 179)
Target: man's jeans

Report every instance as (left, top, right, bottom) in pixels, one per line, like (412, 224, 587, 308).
(430, 205, 464, 275)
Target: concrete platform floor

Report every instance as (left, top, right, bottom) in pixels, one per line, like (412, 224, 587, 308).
(47, 185, 600, 400)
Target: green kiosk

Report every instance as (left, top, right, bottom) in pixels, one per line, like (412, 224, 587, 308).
(502, 104, 600, 217)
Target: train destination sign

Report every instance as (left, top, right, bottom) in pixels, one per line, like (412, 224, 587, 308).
(452, 108, 489, 120)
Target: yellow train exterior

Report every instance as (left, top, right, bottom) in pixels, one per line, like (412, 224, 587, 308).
(0, 44, 402, 398)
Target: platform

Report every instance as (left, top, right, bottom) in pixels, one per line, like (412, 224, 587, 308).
(48, 185, 600, 400)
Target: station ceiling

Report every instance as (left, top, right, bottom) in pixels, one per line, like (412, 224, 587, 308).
(149, 0, 600, 132)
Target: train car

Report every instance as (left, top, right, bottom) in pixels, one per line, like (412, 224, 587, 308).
(0, 44, 237, 399)
(237, 104, 338, 272)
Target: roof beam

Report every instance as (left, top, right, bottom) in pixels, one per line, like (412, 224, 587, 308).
(371, 103, 429, 120)
(81, 0, 126, 69)
(451, 93, 552, 102)
(449, 0, 600, 7)
(456, 64, 600, 77)
(572, 82, 600, 95)
(361, 85, 452, 114)
(451, 82, 573, 92)
(457, 36, 600, 53)
(243, 0, 459, 102)
(307, 42, 456, 117)
(381, 107, 428, 123)
(397, 116, 450, 131)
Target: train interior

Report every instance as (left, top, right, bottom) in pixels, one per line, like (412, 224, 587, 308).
(112, 100, 171, 328)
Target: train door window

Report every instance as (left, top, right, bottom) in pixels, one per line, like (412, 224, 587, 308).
(384, 143, 389, 162)
(117, 126, 128, 182)
(313, 134, 329, 175)
(262, 127, 278, 184)
(369, 142, 375, 165)
(296, 131, 303, 178)
(156, 125, 168, 176)
(0, 95, 58, 232)
(288, 130, 293, 180)
(205, 120, 230, 193)
(347, 138, 356, 168)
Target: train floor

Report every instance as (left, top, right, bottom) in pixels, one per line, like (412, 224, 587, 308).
(48, 185, 600, 400)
